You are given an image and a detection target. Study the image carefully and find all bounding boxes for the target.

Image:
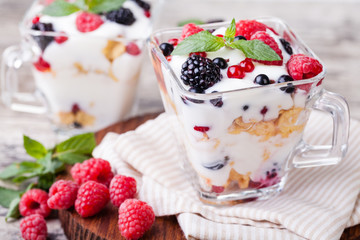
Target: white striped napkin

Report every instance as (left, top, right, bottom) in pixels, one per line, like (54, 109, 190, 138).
(93, 111, 360, 240)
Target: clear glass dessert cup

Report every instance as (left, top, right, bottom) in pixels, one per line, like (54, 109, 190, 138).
(1, 0, 154, 135)
(148, 17, 350, 205)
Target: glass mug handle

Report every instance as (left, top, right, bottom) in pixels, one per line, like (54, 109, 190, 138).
(292, 89, 350, 168)
(1, 45, 47, 114)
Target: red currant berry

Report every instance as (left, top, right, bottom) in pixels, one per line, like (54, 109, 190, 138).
(144, 10, 151, 18)
(168, 38, 178, 46)
(227, 65, 245, 79)
(216, 34, 224, 38)
(189, 52, 207, 58)
(194, 126, 210, 132)
(239, 59, 255, 72)
(32, 16, 40, 24)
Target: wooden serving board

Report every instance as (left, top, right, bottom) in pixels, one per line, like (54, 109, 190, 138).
(58, 113, 360, 240)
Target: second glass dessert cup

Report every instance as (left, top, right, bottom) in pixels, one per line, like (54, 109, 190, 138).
(148, 17, 350, 205)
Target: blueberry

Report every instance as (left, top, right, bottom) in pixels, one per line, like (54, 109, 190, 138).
(213, 57, 228, 69)
(254, 74, 270, 85)
(73, 121, 82, 128)
(210, 91, 223, 108)
(279, 38, 293, 55)
(234, 35, 247, 41)
(277, 75, 295, 93)
(159, 43, 174, 57)
(31, 22, 54, 51)
(277, 74, 293, 83)
(243, 105, 249, 111)
(202, 156, 229, 170)
(183, 87, 204, 104)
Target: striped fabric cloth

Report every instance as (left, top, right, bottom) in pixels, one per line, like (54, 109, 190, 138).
(93, 111, 360, 240)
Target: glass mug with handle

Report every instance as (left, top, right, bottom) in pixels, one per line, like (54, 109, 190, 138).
(148, 17, 350, 204)
(1, 0, 154, 134)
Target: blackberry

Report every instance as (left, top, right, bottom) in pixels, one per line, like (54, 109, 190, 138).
(106, 8, 136, 25)
(132, 0, 151, 11)
(279, 38, 293, 55)
(31, 22, 54, 51)
(180, 55, 221, 90)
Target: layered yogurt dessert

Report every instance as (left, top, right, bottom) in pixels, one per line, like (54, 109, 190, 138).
(151, 18, 324, 198)
(24, 0, 152, 131)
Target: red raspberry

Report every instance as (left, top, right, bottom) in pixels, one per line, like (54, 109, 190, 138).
(109, 175, 137, 208)
(126, 42, 141, 56)
(19, 189, 51, 218)
(71, 158, 114, 187)
(180, 23, 204, 41)
(75, 181, 110, 217)
(286, 54, 323, 92)
(76, 12, 103, 33)
(235, 19, 267, 40)
(250, 31, 283, 65)
(287, 54, 323, 80)
(20, 214, 47, 240)
(33, 57, 51, 72)
(118, 199, 155, 240)
(47, 180, 79, 210)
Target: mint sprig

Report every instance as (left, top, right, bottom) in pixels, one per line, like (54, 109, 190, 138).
(171, 31, 224, 55)
(171, 18, 281, 62)
(42, 0, 126, 16)
(42, 0, 81, 16)
(0, 133, 96, 220)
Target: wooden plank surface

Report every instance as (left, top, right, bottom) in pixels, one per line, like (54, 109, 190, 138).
(56, 113, 360, 240)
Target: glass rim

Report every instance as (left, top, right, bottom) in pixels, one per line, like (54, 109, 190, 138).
(148, 16, 327, 99)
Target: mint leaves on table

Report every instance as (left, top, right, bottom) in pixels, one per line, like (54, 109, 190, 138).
(0, 133, 96, 220)
(42, 0, 126, 16)
(172, 18, 281, 62)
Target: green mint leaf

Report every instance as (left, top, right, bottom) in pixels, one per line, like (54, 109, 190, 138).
(11, 171, 42, 183)
(39, 152, 65, 173)
(23, 135, 47, 160)
(57, 152, 91, 164)
(0, 161, 42, 180)
(178, 19, 205, 27)
(37, 173, 56, 190)
(224, 18, 236, 43)
(55, 132, 96, 156)
(230, 39, 281, 61)
(171, 31, 225, 56)
(73, 0, 87, 10)
(42, 0, 80, 16)
(87, 0, 126, 13)
(5, 197, 20, 221)
(0, 187, 22, 208)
